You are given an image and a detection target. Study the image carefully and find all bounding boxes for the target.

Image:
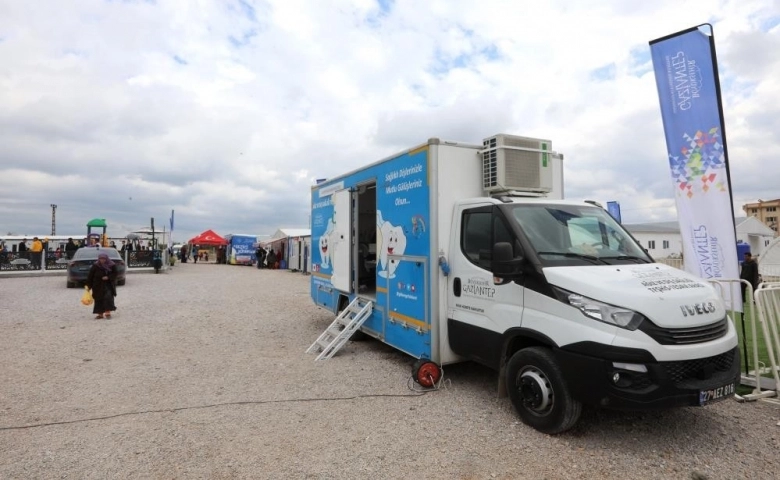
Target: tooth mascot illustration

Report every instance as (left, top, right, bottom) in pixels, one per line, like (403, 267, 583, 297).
(377, 210, 407, 279)
(319, 217, 335, 269)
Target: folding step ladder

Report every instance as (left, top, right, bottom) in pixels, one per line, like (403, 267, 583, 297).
(306, 298, 373, 361)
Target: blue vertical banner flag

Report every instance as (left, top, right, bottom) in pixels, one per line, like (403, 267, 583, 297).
(650, 25, 740, 309)
(169, 209, 175, 247)
(606, 201, 622, 224)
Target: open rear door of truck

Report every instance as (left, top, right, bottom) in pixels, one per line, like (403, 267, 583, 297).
(330, 188, 353, 293)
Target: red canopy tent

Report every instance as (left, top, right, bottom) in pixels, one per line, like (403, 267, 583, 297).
(189, 229, 227, 246)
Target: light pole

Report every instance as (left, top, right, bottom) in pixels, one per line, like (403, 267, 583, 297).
(50, 204, 57, 235)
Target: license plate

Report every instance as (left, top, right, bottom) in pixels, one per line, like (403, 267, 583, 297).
(699, 381, 736, 405)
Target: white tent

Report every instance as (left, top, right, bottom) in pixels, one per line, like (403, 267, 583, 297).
(736, 216, 777, 257)
(759, 236, 780, 281)
(264, 228, 311, 272)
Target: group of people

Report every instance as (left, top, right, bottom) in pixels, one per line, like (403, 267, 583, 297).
(0, 237, 59, 267)
(119, 239, 155, 252)
(254, 245, 279, 269)
(166, 244, 209, 264)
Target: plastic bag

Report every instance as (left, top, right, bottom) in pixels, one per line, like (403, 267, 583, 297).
(81, 287, 94, 306)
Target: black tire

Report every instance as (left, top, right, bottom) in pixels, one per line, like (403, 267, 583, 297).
(66, 281, 76, 288)
(506, 347, 581, 434)
(117, 279, 126, 286)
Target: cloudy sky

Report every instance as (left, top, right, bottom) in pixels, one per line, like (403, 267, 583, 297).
(1, 0, 778, 243)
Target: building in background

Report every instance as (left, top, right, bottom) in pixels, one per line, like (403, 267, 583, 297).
(624, 217, 776, 259)
(743, 198, 780, 233)
(624, 221, 682, 259)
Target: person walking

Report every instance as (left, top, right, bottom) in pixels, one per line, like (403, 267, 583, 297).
(740, 251, 760, 304)
(255, 245, 266, 269)
(65, 238, 79, 259)
(86, 252, 118, 319)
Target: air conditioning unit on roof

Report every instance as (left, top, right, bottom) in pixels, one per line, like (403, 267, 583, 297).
(481, 134, 554, 193)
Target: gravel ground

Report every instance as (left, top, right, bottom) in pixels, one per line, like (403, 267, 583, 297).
(1, 263, 779, 479)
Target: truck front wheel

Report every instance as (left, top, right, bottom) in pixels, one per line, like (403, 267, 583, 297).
(506, 347, 581, 434)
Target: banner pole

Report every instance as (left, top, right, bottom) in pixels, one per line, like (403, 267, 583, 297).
(702, 23, 748, 374)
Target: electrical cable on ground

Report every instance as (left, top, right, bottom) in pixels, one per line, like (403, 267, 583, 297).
(406, 365, 451, 393)
(0, 391, 430, 432)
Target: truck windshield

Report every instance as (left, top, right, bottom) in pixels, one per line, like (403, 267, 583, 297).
(506, 204, 652, 266)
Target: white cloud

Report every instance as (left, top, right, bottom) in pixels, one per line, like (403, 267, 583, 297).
(0, 0, 779, 241)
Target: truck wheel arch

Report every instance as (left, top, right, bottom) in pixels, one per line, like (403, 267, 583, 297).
(497, 329, 558, 398)
(505, 347, 582, 434)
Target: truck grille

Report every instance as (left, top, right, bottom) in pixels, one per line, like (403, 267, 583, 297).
(639, 317, 728, 345)
(663, 349, 735, 383)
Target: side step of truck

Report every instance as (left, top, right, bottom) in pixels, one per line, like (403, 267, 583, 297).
(306, 298, 373, 361)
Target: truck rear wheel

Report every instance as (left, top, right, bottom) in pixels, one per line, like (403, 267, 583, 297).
(506, 347, 581, 434)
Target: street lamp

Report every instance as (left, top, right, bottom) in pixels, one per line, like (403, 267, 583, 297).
(50, 204, 57, 235)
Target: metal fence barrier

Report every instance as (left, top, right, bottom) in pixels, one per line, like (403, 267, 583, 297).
(127, 250, 154, 268)
(45, 252, 70, 270)
(709, 279, 776, 402)
(710, 278, 780, 402)
(0, 251, 44, 271)
(753, 282, 780, 398)
(656, 258, 684, 270)
(0, 250, 162, 274)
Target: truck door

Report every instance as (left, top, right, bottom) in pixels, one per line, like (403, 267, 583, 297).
(384, 254, 431, 359)
(446, 205, 525, 368)
(330, 188, 353, 293)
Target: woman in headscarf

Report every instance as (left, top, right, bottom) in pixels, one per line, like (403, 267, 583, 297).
(86, 252, 118, 319)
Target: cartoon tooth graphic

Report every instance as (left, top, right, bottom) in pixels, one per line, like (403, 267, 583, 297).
(319, 218, 334, 269)
(377, 210, 407, 279)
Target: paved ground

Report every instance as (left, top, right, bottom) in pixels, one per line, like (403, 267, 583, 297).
(1, 263, 779, 479)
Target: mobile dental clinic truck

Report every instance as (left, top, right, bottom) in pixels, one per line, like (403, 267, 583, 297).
(309, 134, 740, 434)
(223, 234, 258, 266)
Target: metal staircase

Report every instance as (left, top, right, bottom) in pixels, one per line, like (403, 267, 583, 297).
(306, 298, 373, 361)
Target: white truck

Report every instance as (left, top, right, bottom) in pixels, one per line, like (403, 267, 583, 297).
(309, 134, 740, 434)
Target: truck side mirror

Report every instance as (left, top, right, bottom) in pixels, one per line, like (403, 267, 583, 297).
(491, 242, 523, 278)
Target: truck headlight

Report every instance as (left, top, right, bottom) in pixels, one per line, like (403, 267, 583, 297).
(552, 286, 645, 331)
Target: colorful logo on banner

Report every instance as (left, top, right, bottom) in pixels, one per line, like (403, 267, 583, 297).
(671, 128, 727, 198)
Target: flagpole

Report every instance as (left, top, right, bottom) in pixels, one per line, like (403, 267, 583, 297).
(169, 209, 175, 248)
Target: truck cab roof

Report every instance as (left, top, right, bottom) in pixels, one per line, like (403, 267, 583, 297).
(458, 197, 594, 207)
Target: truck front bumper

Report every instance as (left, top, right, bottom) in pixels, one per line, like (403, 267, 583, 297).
(554, 343, 741, 410)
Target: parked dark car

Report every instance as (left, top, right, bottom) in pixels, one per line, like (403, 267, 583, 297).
(66, 247, 126, 288)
